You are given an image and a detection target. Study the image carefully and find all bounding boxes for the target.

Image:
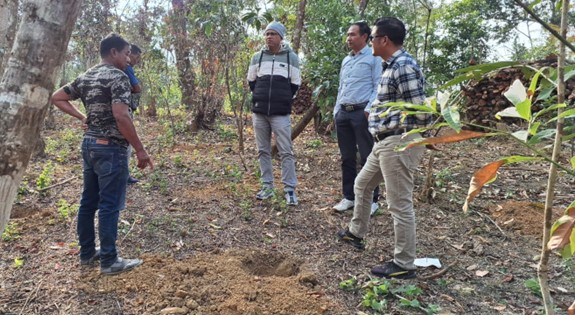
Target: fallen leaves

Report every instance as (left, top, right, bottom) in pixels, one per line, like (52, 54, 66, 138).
(475, 270, 490, 277)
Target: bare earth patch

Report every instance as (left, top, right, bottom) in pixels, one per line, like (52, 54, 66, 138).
(1, 113, 574, 314)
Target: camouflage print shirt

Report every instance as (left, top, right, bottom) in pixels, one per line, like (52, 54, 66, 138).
(64, 64, 132, 147)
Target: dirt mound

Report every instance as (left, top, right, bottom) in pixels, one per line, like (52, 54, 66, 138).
(77, 250, 328, 315)
(489, 201, 562, 236)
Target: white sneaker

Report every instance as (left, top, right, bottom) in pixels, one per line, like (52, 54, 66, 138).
(333, 198, 354, 212)
(370, 202, 379, 216)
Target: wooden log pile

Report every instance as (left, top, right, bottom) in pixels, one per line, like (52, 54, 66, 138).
(292, 81, 312, 115)
(461, 56, 574, 128)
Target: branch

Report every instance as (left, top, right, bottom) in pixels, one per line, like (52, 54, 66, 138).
(512, 0, 575, 54)
(419, 260, 458, 280)
(36, 176, 77, 192)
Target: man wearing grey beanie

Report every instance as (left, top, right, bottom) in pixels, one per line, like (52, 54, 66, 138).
(247, 21, 301, 206)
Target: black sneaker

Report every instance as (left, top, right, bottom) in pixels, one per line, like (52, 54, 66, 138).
(371, 261, 416, 279)
(336, 228, 365, 250)
(80, 248, 100, 266)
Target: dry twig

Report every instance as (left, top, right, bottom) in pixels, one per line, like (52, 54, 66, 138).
(19, 279, 43, 315)
(119, 217, 140, 245)
(473, 210, 507, 238)
(419, 260, 458, 280)
(37, 176, 77, 192)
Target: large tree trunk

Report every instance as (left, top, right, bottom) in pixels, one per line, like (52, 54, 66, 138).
(292, 0, 306, 54)
(171, 0, 195, 111)
(0, 0, 81, 235)
(0, 0, 18, 75)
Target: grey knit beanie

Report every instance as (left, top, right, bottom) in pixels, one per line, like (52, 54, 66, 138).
(264, 21, 286, 39)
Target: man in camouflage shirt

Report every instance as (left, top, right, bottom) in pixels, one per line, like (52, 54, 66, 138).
(51, 33, 153, 275)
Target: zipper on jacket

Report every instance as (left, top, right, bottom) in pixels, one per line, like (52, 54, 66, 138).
(268, 55, 275, 116)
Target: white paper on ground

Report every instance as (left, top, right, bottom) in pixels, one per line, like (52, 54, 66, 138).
(414, 258, 442, 268)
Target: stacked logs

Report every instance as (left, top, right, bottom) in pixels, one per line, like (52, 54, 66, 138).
(461, 56, 574, 128)
(292, 81, 312, 115)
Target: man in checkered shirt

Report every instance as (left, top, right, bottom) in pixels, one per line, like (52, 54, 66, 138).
(338, 17, 432, 280)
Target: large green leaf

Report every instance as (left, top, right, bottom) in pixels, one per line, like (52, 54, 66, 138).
(373, 102, 438, 114)
(516, 99, 532, 121)
(528, 0, 542, 10)
(440, 72, 475, 90)
(571, 157, 575, 170)
(529, 122, 541, 136)
(533, 103, 566, 120)
(528, 69, 545, 100)
(454, 61, 520, 74)
(547, 108, 575, 123)
(527, 129, 556, 144)
(441, 62, 521, 90)
(536, 86, 556, 102)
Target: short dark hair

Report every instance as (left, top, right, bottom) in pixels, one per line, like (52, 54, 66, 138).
(351, 21, 371, 43)
(99, 33, 130, 58)
(130, 44, 142, 55)
(374, 17, 406, 45)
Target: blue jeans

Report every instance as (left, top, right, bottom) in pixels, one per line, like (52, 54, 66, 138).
(77, 137, 129, 267)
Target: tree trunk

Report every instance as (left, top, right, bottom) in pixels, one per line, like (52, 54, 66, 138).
(292, 0, 306, 54)
(0, 0, 81, 235)
(0, 0, 18, 75)
(359, 0, 369, 17)
(538, 1, 569, 313)
(171, 0, 195, 111)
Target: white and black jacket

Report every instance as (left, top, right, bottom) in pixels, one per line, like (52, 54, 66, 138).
(247, 43, 301, 116)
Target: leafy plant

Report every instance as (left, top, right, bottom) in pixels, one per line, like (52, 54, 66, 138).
(341, 277, 440, 314)
(36, 161, 54, 192)
(1, 222, 20, 241)
(434, 167, 454, 189)
(307, 139, 322, 149)
(13, 258, 24, 268)
(172, 155, 185, 169)
(524, 278, 542, 297)
(240, 200, 253, 221)
(16, 178, 30, 202)
(338, 277, 357, 291)
(56, 199, 77, 220)
(217, 123, 238, 141)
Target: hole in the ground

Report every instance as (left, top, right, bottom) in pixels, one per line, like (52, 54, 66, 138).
(241, 251, 302, 277)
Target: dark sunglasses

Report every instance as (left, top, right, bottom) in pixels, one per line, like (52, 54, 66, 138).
(368, 35, 386, 41)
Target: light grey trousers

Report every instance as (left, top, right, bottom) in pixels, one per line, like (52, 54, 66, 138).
(252, 113, 297, 192)
(349, 133, 425, 270)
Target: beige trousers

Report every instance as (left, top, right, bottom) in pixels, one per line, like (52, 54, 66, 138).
(349, 133, 425, 270)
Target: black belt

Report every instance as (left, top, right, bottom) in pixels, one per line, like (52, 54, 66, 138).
(341, 101, 368, 112)
(374, 128, 412, 142)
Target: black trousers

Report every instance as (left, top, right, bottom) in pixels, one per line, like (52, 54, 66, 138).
(335, 109, 379, 202)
